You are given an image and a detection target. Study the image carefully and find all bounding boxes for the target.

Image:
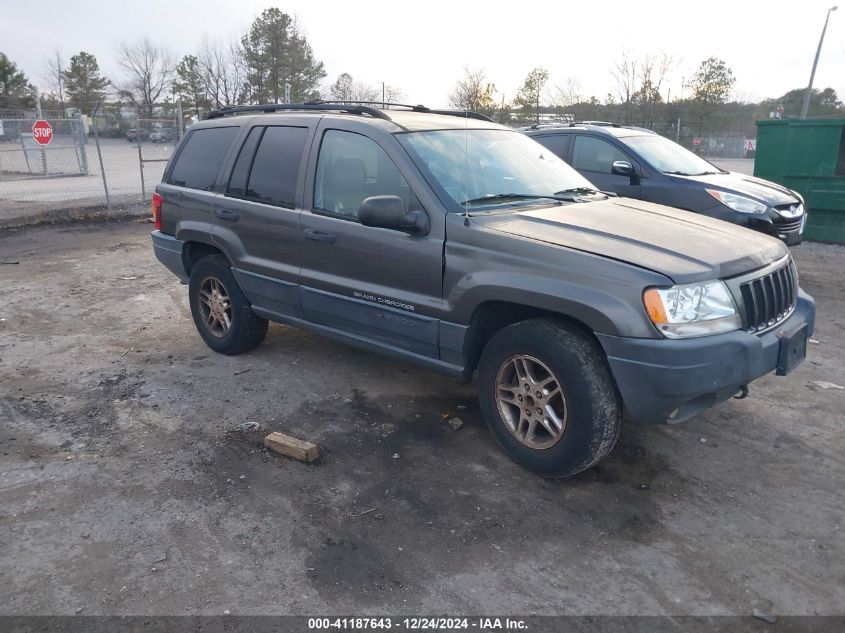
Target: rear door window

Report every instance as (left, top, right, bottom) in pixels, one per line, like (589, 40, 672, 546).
(167, 126, 239, 191)
(226, 127, 263, 198)
(533, 134, 572, 161)
(571, 136, 630, 174)
(243, 126, 309, 208)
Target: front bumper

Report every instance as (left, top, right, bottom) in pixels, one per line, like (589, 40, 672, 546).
(151, 230, 188, 283)
(597, 290, 815, 424)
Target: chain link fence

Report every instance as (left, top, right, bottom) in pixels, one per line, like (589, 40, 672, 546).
(0, 103, 182, 226)
(508, 104, 757, 160)
(1, 100, 758, 227)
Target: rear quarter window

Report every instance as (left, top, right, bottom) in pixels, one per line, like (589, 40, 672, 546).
(167, 126, 239, 191)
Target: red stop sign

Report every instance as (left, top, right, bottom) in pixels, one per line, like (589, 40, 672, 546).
(32, 120, 53, 146)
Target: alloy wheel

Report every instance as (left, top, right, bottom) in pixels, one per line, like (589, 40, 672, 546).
(495, 354, 567, 449)
(197, 276, 232, 338)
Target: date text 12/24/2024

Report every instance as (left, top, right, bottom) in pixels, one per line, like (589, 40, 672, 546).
(308, 617, 527, 630)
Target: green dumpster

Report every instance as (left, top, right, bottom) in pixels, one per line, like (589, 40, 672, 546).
(755, 117, 845, 243)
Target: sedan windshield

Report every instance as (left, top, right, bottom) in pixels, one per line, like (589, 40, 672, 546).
(623, 134, 725, 176)
(399, 129, 599, 211)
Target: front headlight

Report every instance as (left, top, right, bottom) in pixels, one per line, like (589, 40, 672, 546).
(643, 280, 741, 339)
(706, 189, 768, 214)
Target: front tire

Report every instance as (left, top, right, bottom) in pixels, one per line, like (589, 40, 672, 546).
(188, 254, 268, 355)
(477, 318, 621, 478)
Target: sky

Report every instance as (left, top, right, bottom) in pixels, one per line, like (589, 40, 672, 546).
(2, 0, 843, 108)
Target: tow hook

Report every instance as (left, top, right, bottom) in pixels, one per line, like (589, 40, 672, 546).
(733, 385, 749, 400)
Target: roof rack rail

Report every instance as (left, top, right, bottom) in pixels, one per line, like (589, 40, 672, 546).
(311, 100, 495, 123)
(205, 102, 392, 120)
(524, 122, 571, 130)
(569, 120, 619, 127)
(205, 101, 495, 124)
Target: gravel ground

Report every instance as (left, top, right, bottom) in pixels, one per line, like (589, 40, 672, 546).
(0, 219, 843, 616)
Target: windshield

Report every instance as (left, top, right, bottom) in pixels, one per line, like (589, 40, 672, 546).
(624, 135, 724, 176)
(399, 129, 599, 211)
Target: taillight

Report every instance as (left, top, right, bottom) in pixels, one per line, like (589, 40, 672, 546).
(152, 192, 162, 230)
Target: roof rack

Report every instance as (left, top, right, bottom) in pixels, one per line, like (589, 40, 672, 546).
(313, 100, 494, 123)
(205, 100, 495, 123)
(523, 122, 572, 130)
(570, 121, 619, 127)
(205, 102, 392, 120)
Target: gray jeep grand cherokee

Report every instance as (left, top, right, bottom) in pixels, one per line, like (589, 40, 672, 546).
(151, 102, 815, 478)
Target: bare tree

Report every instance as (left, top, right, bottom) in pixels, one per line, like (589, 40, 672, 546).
(198, 37, 248, 109)
(383, 84, 405, 105)
(350, 80, 378, 102)
(327, 73, 378, 103)
(632, 53, 672, 127)
(549, 77, 582, 109)
(116, 38, 175, 117)
(612, 51, 638, 124)
(612, 51, 672, 126)
(42, 50, 67, 112)
(449, 66, 498, 117)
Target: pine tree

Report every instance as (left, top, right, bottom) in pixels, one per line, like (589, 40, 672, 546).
(173, 55, 209, 118)
(241, 9, 325, 103)
(514, 67, 549, 125)
(64, 52, 110, 112)
(0, 52, 35, 111)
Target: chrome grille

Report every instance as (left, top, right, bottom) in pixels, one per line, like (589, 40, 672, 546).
(772, 216, 803, 233)
(738, 261, 797, 333)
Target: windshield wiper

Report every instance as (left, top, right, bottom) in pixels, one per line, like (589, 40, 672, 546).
(664, 170, 725, 176)
(553, 186, 604, 196)
(460, 193, 566, 206)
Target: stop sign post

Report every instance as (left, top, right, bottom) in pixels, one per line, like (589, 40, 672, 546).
(32, 120, 53, 146)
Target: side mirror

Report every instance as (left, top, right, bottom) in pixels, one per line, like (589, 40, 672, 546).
(611, 160, 635, 177)
(359, 195, 429, 235)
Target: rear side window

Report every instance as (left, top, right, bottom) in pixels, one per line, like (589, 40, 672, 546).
(167, 127, 238, 191)
(240, 126, 308, 208)
(571, 136, 629, 174)
(534, 134, 571, 161)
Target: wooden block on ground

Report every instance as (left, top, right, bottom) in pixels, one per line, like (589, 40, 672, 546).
(264, 431, 320, 462)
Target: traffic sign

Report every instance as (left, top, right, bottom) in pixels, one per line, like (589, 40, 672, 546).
(32, 120, 53, 146)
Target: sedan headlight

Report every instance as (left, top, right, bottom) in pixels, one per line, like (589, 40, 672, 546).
(706, 189, 768, 214)
(643, 280, 741, 339)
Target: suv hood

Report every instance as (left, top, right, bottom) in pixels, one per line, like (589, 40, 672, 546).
(472, 197, 789, 284)
(671, 171, 799, 206)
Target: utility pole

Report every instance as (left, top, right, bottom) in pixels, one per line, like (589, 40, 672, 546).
(801, 5, 838, 119)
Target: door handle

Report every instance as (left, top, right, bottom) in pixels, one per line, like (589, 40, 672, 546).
(215, 209, 240, 222)
(303, 228, 336, 244)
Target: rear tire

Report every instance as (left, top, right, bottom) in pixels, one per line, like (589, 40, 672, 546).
(188, 254, 267, 355)
(477, 318, 621, 478)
